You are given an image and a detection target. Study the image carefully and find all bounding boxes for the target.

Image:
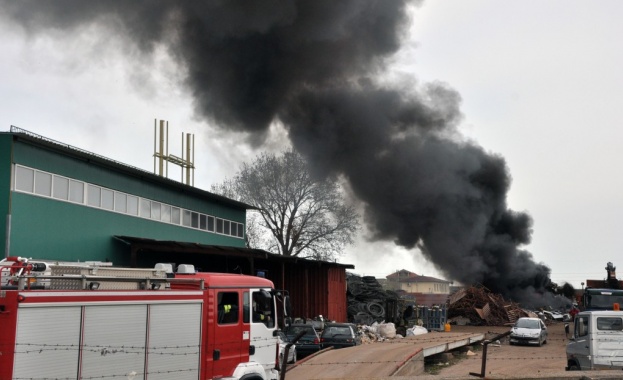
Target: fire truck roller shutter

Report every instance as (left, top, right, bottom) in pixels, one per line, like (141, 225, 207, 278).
(13, 301, 203, 380)
(81, 303, 202, 380)
(13, 306, 83, 379)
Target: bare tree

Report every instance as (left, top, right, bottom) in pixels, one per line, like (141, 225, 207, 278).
(211, 150, 359, 260)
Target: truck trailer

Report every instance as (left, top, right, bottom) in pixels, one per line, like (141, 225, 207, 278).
(0, 257, 288, 380)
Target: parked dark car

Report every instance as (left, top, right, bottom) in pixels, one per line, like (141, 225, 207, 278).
(284, 324, 321, 358)
(320, 323, 361, 349)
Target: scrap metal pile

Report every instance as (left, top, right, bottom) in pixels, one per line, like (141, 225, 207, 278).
(346, 273, 400, 325)
(447, 285, 530, 326)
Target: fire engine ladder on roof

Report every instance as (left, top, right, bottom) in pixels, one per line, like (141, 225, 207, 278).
(0, 262, 206, 291)
(6, 274, 206, 291)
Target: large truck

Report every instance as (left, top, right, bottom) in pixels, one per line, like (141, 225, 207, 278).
(566, 310, 623, 370)
(0, 256, 290, 380)
(582, 262, 623, 311)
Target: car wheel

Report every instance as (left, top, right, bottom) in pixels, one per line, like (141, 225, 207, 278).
(538, 337, 543, 347)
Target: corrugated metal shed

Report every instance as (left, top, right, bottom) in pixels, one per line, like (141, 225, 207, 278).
(114, 236, 353, 322)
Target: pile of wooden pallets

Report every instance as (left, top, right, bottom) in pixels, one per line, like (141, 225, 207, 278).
(447, 285, 529, 326)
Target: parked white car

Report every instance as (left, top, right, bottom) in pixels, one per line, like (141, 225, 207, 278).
(277, 330, 297, 368)
(509, 317, 548, 346)
(543, 310, 565, 321)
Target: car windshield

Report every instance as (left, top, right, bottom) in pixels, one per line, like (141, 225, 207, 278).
(287, 326, 314, 337)
(516, 319, 540, 329)
(323, 326, 351, 337)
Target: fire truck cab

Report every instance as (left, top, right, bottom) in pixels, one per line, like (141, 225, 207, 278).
(0, 257, 286, 380)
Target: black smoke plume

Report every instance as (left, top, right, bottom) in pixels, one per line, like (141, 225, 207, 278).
(1, 0, 551, 302)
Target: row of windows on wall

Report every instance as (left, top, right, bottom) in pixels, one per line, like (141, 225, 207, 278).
(13, 165, 244, 239)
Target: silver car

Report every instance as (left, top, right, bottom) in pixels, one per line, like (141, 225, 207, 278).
(277, 330, 297, 368)
(509, 317, 548, 346)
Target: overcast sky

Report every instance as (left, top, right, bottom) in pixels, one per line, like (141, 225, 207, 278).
(1, 1, 621, 289)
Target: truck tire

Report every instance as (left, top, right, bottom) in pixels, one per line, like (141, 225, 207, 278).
(567, 361, 580, 371)
(239, 375, 263, 380)
(366, 302, 385, 317)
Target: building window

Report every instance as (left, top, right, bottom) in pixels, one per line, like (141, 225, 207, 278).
(182, 210, 191, 227)
(54, 176, 70, 201)
(230, 223, 237, 237)
(237, 223, 244, 238)
(171, 207, 181, 224)
(101, 188, 114, 210)
(127, 195, 138, 215)
(15, 166, 34, 192)
(87, 184, 100, 207)
(139, 198, 150, 218)
(69, 180, 84, 203)
(161, 204, 171, 223)
(115, 192, 127, 213)
(34, 171, 52, 196)
(208, 216, 215, 232)
(151, 201, 161, 220)
(191, 212, 199, 228)
(13, 164, 244, 240)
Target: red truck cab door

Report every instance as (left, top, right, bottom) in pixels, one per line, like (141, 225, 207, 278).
(207, 290, 250, 377)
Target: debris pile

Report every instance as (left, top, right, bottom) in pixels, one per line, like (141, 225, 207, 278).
(359, 322, 405, 343)
(447, 285, 529, 326)
(346, 273, 399, 325)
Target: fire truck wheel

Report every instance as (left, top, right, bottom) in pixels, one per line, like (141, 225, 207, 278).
(239, 375, 263, 380)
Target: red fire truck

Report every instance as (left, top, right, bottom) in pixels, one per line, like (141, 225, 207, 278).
(0, 257, 289, 380)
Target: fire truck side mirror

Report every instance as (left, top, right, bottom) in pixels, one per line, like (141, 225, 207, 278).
(283, 295, 292, 318)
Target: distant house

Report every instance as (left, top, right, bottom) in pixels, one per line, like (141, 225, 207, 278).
(385, 269, 452, 306)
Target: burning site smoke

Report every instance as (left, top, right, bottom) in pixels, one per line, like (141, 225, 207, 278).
(1, 0, 552, 302)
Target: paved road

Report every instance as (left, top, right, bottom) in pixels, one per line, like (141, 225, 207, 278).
(284, 324, 623, 379)
(284, 331, 484, 379)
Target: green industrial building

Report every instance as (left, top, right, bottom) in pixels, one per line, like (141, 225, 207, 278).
(1, 127, 249, 266)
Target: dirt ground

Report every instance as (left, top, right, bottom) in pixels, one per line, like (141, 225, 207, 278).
(416, 322, 623, 379)
(285, 321, 623, 379)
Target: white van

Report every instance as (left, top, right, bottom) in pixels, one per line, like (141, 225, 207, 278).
(566, 310, 623, 370)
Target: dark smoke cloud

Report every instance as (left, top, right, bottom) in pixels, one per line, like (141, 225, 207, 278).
(281, 84, 551, 300)
(1, 0, 552, 302)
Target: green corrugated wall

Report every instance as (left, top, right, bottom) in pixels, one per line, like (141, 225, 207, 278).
(3, 133, 246, 263)
(0, 134, 12, 257)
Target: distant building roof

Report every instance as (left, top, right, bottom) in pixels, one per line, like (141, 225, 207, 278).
(386, 269, 418, 280)
(386, 269, 450, 284)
